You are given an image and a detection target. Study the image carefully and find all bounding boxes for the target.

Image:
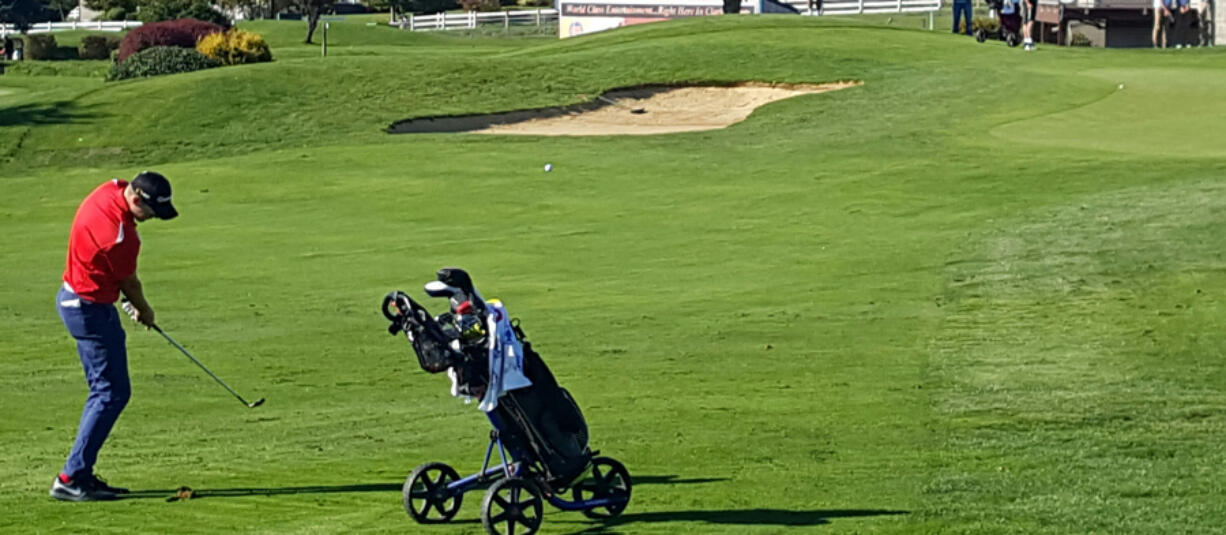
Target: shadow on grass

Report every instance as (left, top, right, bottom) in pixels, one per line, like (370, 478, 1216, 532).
(633, 474, 728, 485)
(121, 483, 403, 501)
(120, 473, 721, 502)
(0, 101, 99, 127)
(563, 508, 909, 534)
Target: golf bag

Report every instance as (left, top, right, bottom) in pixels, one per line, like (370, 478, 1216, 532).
(383, 268, 590, 486)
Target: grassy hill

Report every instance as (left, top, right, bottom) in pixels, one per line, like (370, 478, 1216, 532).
(2, 15, 1225, 534)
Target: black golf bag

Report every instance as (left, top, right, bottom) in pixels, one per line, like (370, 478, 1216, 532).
(383, 268, 590, 487)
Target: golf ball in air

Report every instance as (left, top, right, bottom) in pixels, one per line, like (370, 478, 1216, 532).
(544, 163, 553, 172)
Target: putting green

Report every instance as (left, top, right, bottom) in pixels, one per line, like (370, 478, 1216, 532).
(993, 68, 1226, 157)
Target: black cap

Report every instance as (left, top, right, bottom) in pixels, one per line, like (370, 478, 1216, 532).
(131, 171, 178, 220)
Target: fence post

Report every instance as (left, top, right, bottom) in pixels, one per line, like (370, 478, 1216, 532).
(470, 10, 476, 29)
(536, 8, 541, 25)
(438, 12, 444, 30)
(504, 11, 510, 29)
(857, 0, 864, 13)
(408, 13, 414, 31)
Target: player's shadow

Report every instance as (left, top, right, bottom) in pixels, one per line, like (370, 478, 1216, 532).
(120, 473, 722, 501)
(564, 508, 908, 534)
(121, 483, 403, 501)
(632, 474, 728, 485)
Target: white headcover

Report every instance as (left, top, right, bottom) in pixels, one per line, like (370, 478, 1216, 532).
(478, 299, 533, 412)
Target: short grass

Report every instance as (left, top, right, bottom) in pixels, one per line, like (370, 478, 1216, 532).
(2, 14, 1225, 535)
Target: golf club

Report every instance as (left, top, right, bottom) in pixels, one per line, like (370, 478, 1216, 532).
(149, 323, 264, 409)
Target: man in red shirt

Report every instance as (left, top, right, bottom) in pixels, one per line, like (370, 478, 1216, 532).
(51, 171, 178, 502)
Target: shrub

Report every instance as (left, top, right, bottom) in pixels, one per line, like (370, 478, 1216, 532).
(458, 0, 500, 11)
(196, 29, 272, 65)
(107, 45, 219, 80)
(1070, 32, 1092, 47)
(104, 6, 128, 20)
(79, 35, 124, 60)
(116, 18, 224, 62)
(24, 34, 58, 60)
(516, 0, 552, 6)
(4, 60, 110, 78)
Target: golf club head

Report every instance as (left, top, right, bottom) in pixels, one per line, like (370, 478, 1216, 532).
(247, 398, 265, 408)
(436, 268, 473, 294)
(424, 281, 477, 316)
(436, 267, 487, 314)
(424, 281, 461, 299)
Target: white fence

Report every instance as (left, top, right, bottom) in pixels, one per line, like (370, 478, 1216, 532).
(391, 1, 938, 33)
(0, 20, 143, 37)
(391, 9, 559, 31)
(785, 0, 943, 15)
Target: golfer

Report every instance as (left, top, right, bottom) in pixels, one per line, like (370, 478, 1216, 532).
(51, 171, 178, 502)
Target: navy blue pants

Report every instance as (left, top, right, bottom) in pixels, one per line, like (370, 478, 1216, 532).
(56, 285, 130, 479)
(953, 2, 973, 35)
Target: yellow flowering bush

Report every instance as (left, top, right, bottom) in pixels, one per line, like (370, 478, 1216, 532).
(196, 30, 273, 66)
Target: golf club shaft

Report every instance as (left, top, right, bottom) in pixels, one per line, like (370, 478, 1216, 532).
(152, 325, 257, 407)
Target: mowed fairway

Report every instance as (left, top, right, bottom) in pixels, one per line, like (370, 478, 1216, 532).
(2, 15, 1226, 534)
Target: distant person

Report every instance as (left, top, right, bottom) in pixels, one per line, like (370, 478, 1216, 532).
(808, 0, 823, 15)
(1153, 0, 1178, 47)
(1196, 0, 1214, 46)
(51, 172, 178, 502)
(1022, 0, 1037, 50)
(953, 0, 973, 35)
(1172, 0, 1193, 46)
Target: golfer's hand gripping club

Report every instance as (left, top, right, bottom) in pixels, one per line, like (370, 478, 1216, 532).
(120, 298, 155, 329)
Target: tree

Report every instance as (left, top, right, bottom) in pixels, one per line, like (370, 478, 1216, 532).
(45, 0, 75, 18)
(84, 0, 137, 12)
(213, 0, 266, 20)
(290, 0, 330, 43)
(0, 0, 52, 31)
(364, 0, 456, 15)
(137, 0, 231, 26)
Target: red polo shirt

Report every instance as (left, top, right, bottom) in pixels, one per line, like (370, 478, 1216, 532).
(63, 179, 141, 304)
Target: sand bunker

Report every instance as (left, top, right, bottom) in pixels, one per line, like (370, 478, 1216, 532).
(387, 82, 860, 136)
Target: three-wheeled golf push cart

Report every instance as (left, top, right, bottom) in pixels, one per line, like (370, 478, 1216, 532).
(382, 268, 632, 535)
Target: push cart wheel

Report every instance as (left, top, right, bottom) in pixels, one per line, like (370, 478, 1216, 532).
(404, 462, 463, 524)
(572, 456, 632, 519)
(975, 29, 986, 43)
(481, 477, 544, 535)
(1007, 33, 1020, 47)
